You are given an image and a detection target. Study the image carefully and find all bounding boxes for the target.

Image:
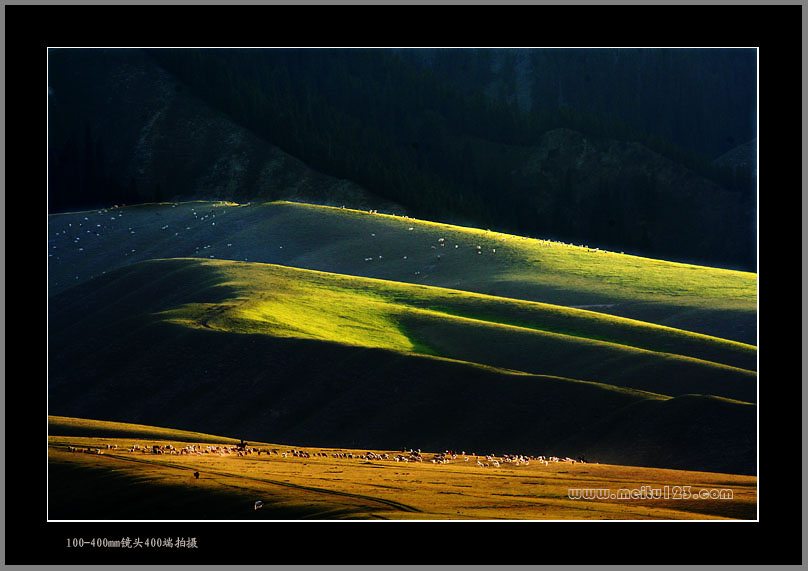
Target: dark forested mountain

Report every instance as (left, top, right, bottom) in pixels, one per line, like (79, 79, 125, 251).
(398, 48, 757, 162)
(47, 47, 757, 270)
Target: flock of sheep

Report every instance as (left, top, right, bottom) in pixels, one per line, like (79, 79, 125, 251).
(358, 207, 613, 279)
(49, 202, 617, 291)
(64, 441, 586, 469)
(48, 203, 246, 289)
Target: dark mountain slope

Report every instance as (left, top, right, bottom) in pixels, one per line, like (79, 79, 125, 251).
(47, 48, 402, 213)
(48, 48, 756, 271)
(510, 128, 754, 269)
(399, 48, 757, 162)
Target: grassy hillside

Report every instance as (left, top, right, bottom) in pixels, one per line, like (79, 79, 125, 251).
(48, 200, 757, 344)
(48, 417, 757, 520)
(50, 257, 755, 402)
(554, 394, 756, 476)
(48, 415, 243, 444)
(48, 200, 756, 475)
(48, 262, 755, 474)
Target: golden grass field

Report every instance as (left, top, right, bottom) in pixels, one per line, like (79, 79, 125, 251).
(48, 417, 756, 521)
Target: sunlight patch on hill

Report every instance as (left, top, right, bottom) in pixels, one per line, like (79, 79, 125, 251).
(156, 273, 420, 353)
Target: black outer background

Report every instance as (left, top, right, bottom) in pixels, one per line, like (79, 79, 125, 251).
(8, 3, 801, 566)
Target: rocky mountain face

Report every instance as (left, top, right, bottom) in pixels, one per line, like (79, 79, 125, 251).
(47, 48, 404, 212)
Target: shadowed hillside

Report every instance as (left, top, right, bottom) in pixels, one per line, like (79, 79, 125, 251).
(48, 257, 756, 474)
(48, 319, 755, 475)
(49, 257, 756, 398)
(554, 394, 756, 476)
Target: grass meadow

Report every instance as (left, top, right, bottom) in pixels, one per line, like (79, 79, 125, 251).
(48, 201, 758, 519)
(48, 417, 756, 521)
(48, 201, 757, 344)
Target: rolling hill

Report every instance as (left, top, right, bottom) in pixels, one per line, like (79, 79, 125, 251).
(48, 201, 757, 475)
(48, 200, 757, 344)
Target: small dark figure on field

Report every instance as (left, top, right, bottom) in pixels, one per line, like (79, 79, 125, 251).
(194, 471, 200, 479)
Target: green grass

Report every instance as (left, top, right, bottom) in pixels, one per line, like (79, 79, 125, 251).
(48, 200, 757, 344)
(139, 258, 755, 402)
(48, 201, 757, 477)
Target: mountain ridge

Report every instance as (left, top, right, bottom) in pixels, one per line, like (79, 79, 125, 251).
(48, 48, 756, 271)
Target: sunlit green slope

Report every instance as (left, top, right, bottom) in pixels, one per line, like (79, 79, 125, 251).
(48, 200, 757, 344)
(47, 201, 757, 474)
(51, 258, 754, 402)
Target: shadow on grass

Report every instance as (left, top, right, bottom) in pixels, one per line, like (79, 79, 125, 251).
(48, 456, 384, 520)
